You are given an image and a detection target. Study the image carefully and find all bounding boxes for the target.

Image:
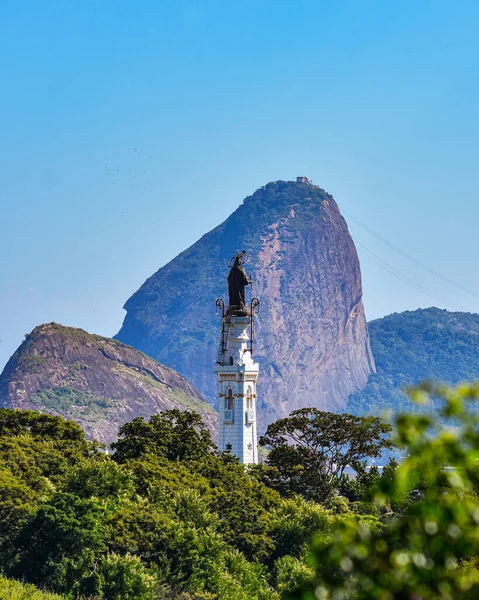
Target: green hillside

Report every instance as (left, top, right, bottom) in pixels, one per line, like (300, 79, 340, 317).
(347, 307, 479, 415)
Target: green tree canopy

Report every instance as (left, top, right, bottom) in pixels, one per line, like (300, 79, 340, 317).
(0, 408, 89, 443)
(259, 409, 393, 501)
(13, 492, 106, 596)
(290, 383, 479, 600)
(111, 409, 216, 463)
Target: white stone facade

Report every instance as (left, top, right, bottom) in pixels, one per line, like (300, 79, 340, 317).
(215, 315, 259, 464)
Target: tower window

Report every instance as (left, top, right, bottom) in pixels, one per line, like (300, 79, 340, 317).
(225, 388, 234, 410)
(229, 356, 234, 365)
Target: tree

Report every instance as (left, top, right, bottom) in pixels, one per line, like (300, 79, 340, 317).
(98, 553, 158, 600)
(0, 409, 100, 485)
(337, 458, 398, 505)
(12, 492, 106, 596)
(0, 467, 37, 569)
(289, 383, 479, 599)
(111, 409, 216, 463)
(64, 457, 134, 500)
(0, 408, 89, 445)
(259, 409, 393, 501)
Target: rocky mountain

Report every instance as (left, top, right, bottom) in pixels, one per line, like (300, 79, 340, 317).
(116, 179, 375, 429)
(0, 323, 217, 445)
(347, 307, 479, 415)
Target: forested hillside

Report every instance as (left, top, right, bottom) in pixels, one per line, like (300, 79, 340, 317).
(347, 307, 479, 415)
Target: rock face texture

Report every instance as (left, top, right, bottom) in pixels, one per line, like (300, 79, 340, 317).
(116, 179, 375, 430)
(0, 323, 217, 445)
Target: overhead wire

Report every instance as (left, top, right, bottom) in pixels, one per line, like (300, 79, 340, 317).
(352, 237, 469, 312)
(343, 209, 479, 300)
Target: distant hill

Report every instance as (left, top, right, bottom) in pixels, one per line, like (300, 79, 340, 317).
(116, 179, 374, 430)
(347, 307, 479, 415)
(0, 323, 216, 445)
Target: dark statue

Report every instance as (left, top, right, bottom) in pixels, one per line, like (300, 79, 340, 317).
(228, 251, 251, 312)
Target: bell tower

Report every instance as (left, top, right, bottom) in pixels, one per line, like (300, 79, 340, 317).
(215, 251, 260, 464)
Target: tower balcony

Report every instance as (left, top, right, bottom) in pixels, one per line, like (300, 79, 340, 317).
(226, 305, 252, 317)
(214, 363, 259, 377)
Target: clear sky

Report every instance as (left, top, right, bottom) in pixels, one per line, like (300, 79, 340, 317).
(1, 0, 478, 371)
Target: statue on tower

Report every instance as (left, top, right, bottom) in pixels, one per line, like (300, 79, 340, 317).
(228, 251, 251, 313)
(216, 250, 260, 464)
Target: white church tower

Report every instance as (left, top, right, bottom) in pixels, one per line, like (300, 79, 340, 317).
(215, 251, 260, 464)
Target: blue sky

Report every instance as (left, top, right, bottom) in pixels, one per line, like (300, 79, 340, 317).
(1, 0, 478, 370)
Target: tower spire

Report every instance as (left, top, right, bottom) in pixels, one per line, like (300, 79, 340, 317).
(215, 252, 260, 464)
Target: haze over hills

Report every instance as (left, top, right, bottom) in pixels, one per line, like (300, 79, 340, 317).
(2, 247, 478, 448)
(4, 187, 478, 443)
(347, 307, 479, 416)
(116, 179, 375, 430)
(0, 323, 216, 445)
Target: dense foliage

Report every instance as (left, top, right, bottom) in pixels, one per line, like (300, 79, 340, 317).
(4, 383, 479, 599)
(291, 382, 479, 599)
(0, 575, 64, 599)
(258, 409, 393, 502)
(347, 308, 479, 416)
(0, 407, 347, 599)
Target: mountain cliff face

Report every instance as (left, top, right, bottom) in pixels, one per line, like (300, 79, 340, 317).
(347, 307, 479, 416)
(116, 179, 375, 429)
(0, 323, 216, 445)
